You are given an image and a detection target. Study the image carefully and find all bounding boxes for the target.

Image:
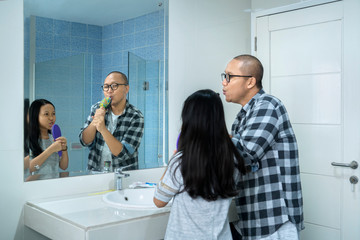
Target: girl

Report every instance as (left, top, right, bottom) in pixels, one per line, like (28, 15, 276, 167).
(28, 99, 69, 176)
(153, 89, 246, 239)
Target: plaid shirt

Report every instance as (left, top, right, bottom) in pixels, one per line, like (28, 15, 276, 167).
(231, 89, 304, 239)
(79, 101, 144, 170)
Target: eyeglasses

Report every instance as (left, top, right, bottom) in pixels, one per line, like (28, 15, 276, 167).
(101, 83, 128, 91)
(221, 73, 252, 83)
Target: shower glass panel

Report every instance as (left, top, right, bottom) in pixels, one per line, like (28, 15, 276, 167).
(128, 52, 163, 169)
(128, 52, 146, 169)
(33, 54, 89, 173)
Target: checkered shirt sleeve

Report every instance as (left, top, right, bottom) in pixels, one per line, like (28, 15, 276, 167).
(79, 101, 144, 170)
(231, 89, 304, 239)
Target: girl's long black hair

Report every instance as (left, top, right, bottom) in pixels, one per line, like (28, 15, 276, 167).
(175, 89, 246, 201)
(28, 99, 55, 158)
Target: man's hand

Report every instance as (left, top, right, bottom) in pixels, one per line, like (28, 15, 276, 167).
(91, 107, 106, 133)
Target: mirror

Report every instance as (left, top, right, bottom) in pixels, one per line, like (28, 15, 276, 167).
(24, 0, 169, 181)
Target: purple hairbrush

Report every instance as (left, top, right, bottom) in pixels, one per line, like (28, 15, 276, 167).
(176, 133, 180, 149)
(51, 124, 62, 157)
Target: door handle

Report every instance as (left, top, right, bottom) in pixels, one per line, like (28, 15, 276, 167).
(331, 161, 358, 169)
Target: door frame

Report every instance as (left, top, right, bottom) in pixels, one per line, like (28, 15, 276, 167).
(251, 0, 340, 52)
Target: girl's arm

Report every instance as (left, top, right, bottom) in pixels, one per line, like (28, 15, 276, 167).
(24, 155, 30, 170)
(153, 156, 181, 208)
(59, 147, 69, 170)
(153, 167, 169, 208)
(153, 197, 168, 208)
(56, 136, 69, 170)
(29, 140, 62, 172)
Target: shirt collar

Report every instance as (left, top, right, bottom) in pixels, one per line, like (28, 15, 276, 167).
(241, 88, 265, 114)
(106, 100, 129, 115)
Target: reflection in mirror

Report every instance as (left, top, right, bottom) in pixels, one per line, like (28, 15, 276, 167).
(24, 0, 169, 181)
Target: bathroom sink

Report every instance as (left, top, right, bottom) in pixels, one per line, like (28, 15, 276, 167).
(103, 188, 171, 209)
(25, 191, 171, 240)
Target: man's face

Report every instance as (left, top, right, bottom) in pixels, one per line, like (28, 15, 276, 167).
(222, 59, 251, 106)
(103, 73, 129, 106)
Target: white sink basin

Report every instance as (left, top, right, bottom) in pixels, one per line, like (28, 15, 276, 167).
(103, 188, 171, 209)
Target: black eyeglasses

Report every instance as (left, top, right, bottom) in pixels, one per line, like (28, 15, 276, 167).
(221, 73, 252, 83)
(101, 83, 128, 91)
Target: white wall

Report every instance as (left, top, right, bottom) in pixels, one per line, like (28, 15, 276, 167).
(168, 0, 252, 152)
(0, 1, 26, 239)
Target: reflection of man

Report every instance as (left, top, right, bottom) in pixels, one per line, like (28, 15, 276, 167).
(222, 55, 304, 240)
(79, 71, 144, 171)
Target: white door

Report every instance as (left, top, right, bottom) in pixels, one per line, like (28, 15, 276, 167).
(254, 1, 360, 240)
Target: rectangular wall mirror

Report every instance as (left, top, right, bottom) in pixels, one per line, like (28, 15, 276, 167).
(23, 0, 169, 181)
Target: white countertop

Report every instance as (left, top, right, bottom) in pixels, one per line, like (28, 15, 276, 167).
(25, 190, 171, 239)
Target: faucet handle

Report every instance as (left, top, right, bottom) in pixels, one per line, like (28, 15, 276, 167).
(115, 171, 130, 178)
(116, 163, 135, 173)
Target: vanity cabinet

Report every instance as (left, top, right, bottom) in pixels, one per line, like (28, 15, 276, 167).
(24, 192, 170, 240)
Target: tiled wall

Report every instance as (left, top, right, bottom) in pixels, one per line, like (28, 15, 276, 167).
(128, 53, 164, 169)
(25, 9, 168, 171)
(96, 11, 167, 169)
(34, 55, 88, 172)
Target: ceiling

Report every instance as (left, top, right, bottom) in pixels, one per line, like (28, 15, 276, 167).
(24, 0, 164, 26)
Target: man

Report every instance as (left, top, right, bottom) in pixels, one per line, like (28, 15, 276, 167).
(222, 55, 304, 240)
(79, 71, 144, 171)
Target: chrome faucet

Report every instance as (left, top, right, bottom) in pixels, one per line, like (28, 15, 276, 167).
(114, 164, 133, 190)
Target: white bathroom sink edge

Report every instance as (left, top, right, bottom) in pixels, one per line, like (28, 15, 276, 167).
(24, 203, 86, 239)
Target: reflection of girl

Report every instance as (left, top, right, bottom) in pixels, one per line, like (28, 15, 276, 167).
(28, 99, 69, 175)
(154, 89, 246, 239)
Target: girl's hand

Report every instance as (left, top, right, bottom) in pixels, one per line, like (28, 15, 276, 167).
(50, 140, 63, 153)
(55, 136, 68, 151)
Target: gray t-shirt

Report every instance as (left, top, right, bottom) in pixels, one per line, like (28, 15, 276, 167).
(30, 134, 60, 177)
(100, 111, 122, 171)
(154, 153, 235, 240)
